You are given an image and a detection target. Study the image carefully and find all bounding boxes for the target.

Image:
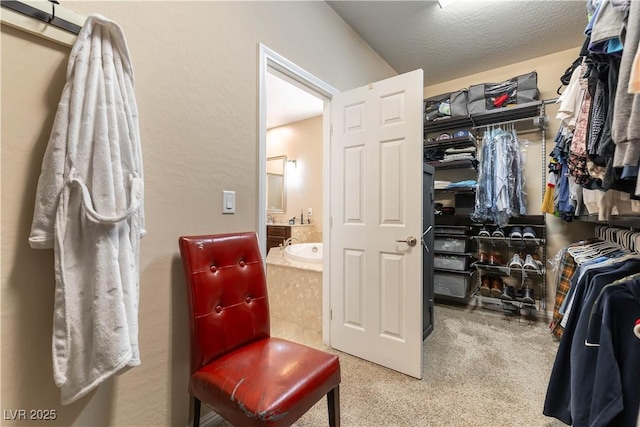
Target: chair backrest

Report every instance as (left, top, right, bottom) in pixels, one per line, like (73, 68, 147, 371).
(178, 232, 270, 375)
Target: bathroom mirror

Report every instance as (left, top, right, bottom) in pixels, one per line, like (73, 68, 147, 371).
(266, 155, 286, 213)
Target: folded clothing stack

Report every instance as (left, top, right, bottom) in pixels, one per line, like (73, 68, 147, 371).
(446, 180, 477, 189)
(435, 181, 452, 190)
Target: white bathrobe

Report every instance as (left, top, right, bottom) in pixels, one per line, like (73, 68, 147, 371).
(29, 14, 145, 405)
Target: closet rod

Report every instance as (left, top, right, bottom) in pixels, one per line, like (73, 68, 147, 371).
(1, 0, 81, 34)
(471, 115, 547, 130)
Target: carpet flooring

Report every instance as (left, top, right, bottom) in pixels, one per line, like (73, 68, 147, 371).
(217, 302, 566, 427)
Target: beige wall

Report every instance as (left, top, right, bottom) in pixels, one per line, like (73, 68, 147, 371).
(267, 116, 323, 231)
(424, 47, 597, 310)
(1, 2, 396, 426)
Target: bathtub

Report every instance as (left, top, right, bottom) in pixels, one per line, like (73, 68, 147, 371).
(284, 242, 323, 265)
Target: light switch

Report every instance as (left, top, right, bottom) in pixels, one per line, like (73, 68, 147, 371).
(222, 190, 235, 214)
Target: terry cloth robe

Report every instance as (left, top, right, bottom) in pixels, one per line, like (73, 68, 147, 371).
(28, 14, 145, 405)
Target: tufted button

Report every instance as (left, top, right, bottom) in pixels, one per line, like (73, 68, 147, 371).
(239, 260, 246, 267)
(215, 305, 222, 314)
(245, 296, 251, 304)
(210, 265, 217, 273)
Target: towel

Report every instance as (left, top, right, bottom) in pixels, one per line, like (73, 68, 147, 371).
(28, 14, 145, 404)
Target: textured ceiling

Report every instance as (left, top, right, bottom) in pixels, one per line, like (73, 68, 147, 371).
(327, 0, 588, 86)
(269, 1, 589, 127)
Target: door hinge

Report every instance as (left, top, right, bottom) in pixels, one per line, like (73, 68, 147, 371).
(330, 217, 333, 228)
(330, 309, 333, 320)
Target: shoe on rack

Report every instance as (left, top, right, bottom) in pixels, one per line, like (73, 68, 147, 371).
(531, 253, 543, 268)
(509, 226, 523, 239)
(514, 287, 524, 299)
(480, 276, 491, 296)
(500, 285, 515, 301)
(489, 252, 505, 266)
(478, 226, 491, 237)
(508, 253, 523, 268)
(523, 254, 541, 272)
(490, 277, 503, 298)
(522, 287, 535, 305)
(478, 252, 489, 264)
(492, 228, 505, 238)
(522, 226, 537, 239)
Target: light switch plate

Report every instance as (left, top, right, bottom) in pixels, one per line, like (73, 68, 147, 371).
(222, 190, 235, 214)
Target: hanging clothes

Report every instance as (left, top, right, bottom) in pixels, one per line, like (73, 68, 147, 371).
(629, 40, 640, 93)
(586, 277, 640, 427)
(545, 228, 640, 426)
(612, 0, 640, 176)
(472, 126, 527, 227)
(28, 14, 145, 404)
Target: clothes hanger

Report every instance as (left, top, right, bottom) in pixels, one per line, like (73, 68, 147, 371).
(568, 239, 622, 263)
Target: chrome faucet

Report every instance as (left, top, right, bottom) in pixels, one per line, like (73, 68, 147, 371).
(281, 237, 299, 249)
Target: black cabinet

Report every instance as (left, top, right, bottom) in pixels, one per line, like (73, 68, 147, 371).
(423, 164, 435, 340)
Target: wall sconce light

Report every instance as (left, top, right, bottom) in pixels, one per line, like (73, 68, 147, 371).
(287, 159, 297, 169)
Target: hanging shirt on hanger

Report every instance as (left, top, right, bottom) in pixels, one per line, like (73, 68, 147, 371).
(581, 277, 640, 426)
(544, 257, 640, 425)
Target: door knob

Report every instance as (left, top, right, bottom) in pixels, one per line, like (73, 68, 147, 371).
(396, 236, 417, 247)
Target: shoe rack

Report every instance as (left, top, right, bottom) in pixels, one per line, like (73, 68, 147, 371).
(471, 215, 546, 319)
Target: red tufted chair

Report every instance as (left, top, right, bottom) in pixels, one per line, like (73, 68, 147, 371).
(178, 232, 341, 427)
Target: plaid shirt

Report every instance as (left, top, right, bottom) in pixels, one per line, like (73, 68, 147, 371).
(550, 250, 577, 339)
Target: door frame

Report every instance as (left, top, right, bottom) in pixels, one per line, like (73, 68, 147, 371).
(257, 44, 339, 344)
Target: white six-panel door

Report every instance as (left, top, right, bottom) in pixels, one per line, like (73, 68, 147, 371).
(329, 69, 424, 378)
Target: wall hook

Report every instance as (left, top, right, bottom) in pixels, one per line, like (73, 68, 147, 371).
(48, 0, 60, 22)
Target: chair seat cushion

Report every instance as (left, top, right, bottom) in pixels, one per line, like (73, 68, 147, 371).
(191, 337, 340, 426)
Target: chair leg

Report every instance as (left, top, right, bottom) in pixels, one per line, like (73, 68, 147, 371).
(193, 397, 201, 427)
(327, 386, 340, 427)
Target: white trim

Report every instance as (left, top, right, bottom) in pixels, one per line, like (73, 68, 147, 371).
(257, 43, 339, 344)
(320, 101, 332, 345)
(0, 1, 85, 47)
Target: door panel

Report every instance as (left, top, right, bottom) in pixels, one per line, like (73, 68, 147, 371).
(379, 252, 404, 339)
(344, 248, 365, 329)
(380, 139, 404, 224)
(330, 69, 424, 378)
(344, 146, 364, 223)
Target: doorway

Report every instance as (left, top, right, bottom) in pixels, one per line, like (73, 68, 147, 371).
(257, 44, 339, 344)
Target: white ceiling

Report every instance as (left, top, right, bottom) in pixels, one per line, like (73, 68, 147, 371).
(266, 72, 323, 129)
(267, 0, 588, 127)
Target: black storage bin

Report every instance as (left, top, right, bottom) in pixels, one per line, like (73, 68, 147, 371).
(454, 193, 475, 216)
(434, 271, 475, 300)
(433, 236, 471, 253)
(433, 253, 473, 271)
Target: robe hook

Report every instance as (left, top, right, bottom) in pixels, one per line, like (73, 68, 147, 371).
(48, 0, 60, 23)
